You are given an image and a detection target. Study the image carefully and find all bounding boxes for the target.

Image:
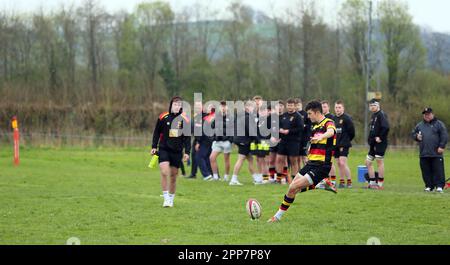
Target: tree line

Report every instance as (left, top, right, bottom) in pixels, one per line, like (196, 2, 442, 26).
(0, 0, 449, 145)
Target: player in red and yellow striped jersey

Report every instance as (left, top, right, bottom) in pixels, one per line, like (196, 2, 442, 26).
(268, 101, 337, 223)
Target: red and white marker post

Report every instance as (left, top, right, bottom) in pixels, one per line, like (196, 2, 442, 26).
(11, 116, 20, 166)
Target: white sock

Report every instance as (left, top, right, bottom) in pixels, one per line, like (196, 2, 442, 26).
(224, 174, 229, 180)
(213, 174, 219, 179)
(163, 191, 169, 201)
(169, 193, 175, 202)
(252, 174, 259, 182)
(377, 176, 384, 187)
(231, 175, 238, 182)
(274, 209, 286, 220)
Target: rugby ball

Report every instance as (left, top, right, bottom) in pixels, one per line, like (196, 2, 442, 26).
(246, 199, 262, 220)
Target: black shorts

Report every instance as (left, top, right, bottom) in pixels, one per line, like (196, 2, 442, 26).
(158, 148, 183, 168)
(256, 150, 270, 158)
(270, 145, 278, 153)
(237, 143, 251, 156)
(299, 163, 332, 186)
(368, 142, 388, 160)
(334, 147, 350, 158)
(277, 141, 301, 157)
(255, 140, 270, 157)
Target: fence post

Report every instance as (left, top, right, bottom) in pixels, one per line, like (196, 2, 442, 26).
(11, 116, 20, 166)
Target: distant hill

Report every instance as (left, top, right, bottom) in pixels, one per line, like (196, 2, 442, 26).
(421, 30, 450, 73)
(189, 13, 450, 73)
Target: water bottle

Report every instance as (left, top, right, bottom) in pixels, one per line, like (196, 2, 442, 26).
(148, 152, 159, 169)
(417, 131, 423, 141)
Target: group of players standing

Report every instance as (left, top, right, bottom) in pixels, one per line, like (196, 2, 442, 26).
(151, 95, 390, 208)
(189, 96, 357, 189)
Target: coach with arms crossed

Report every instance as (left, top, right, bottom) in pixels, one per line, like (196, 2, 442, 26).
(411, 107, 448, 193)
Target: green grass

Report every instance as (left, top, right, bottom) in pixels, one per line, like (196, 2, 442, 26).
(0, 145, 449, 245)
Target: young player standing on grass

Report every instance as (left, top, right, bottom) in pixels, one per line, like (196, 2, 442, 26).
(151, 96, 191, 208)
(296, 99, 311, 168)
(210, 101, 233, 181)
(255, 104, 271, 184)
(276, 99, 304, 185)
(268, 101, 337, 223)
(188, 101, 204, 179)
(230, 100, 261, 186)
(333, 100, 355, 188)
(195, 104, 215, 181)
(321, 100, 338, 186)
(366, 99, 390, 190)
(268, 101, 284, 182)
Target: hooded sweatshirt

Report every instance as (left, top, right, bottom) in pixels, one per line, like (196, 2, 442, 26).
(152, 97, 191, 154)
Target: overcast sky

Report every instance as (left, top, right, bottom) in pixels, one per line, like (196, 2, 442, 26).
(1, 0, 449, 33)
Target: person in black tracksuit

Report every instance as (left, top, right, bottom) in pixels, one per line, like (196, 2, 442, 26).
(411, 107, 448, 193)
(195, 107, 214, 180)
(230, 101, 258, 185)
(188, 101, 204, 178)
(334, 100, 356, 188)
(277, 99, 304, 184)
(268, 101, 284, 182)
(151, 96, 191, 207)
(366, 99, 390, 190)
(296, 100, 311, 167)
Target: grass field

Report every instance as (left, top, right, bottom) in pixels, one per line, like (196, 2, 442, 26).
(0, 145, 449, 245)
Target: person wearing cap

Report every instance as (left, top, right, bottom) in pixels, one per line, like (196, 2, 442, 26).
(151, 96, 191, 207)
(366, 99, 390, 190)
(411, 107, 448, 193)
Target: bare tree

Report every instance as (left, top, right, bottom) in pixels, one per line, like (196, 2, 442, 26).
(225, 1, 253, 95)
(56, 5, 78, 100)
(339, 0, 368, 79)
(136, 1, 174, 99)
(378, 0, 425, 99)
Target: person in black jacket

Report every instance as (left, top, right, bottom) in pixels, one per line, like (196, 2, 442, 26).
(411, 107, 448, 193)
(209, 101, 234, 181)
(334, 100, 356, 188)
(255, 104, 271, 183)
(268, 101, 285, 182)
(276, 98, 304, 184)
(296, 99, 311, 168)
(230, 100, 259, 186)
(195, 104, 215, 181)
(366, 99, 390, 190)
(188, 101, 204, 179)
(151, 96, 191, 208)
